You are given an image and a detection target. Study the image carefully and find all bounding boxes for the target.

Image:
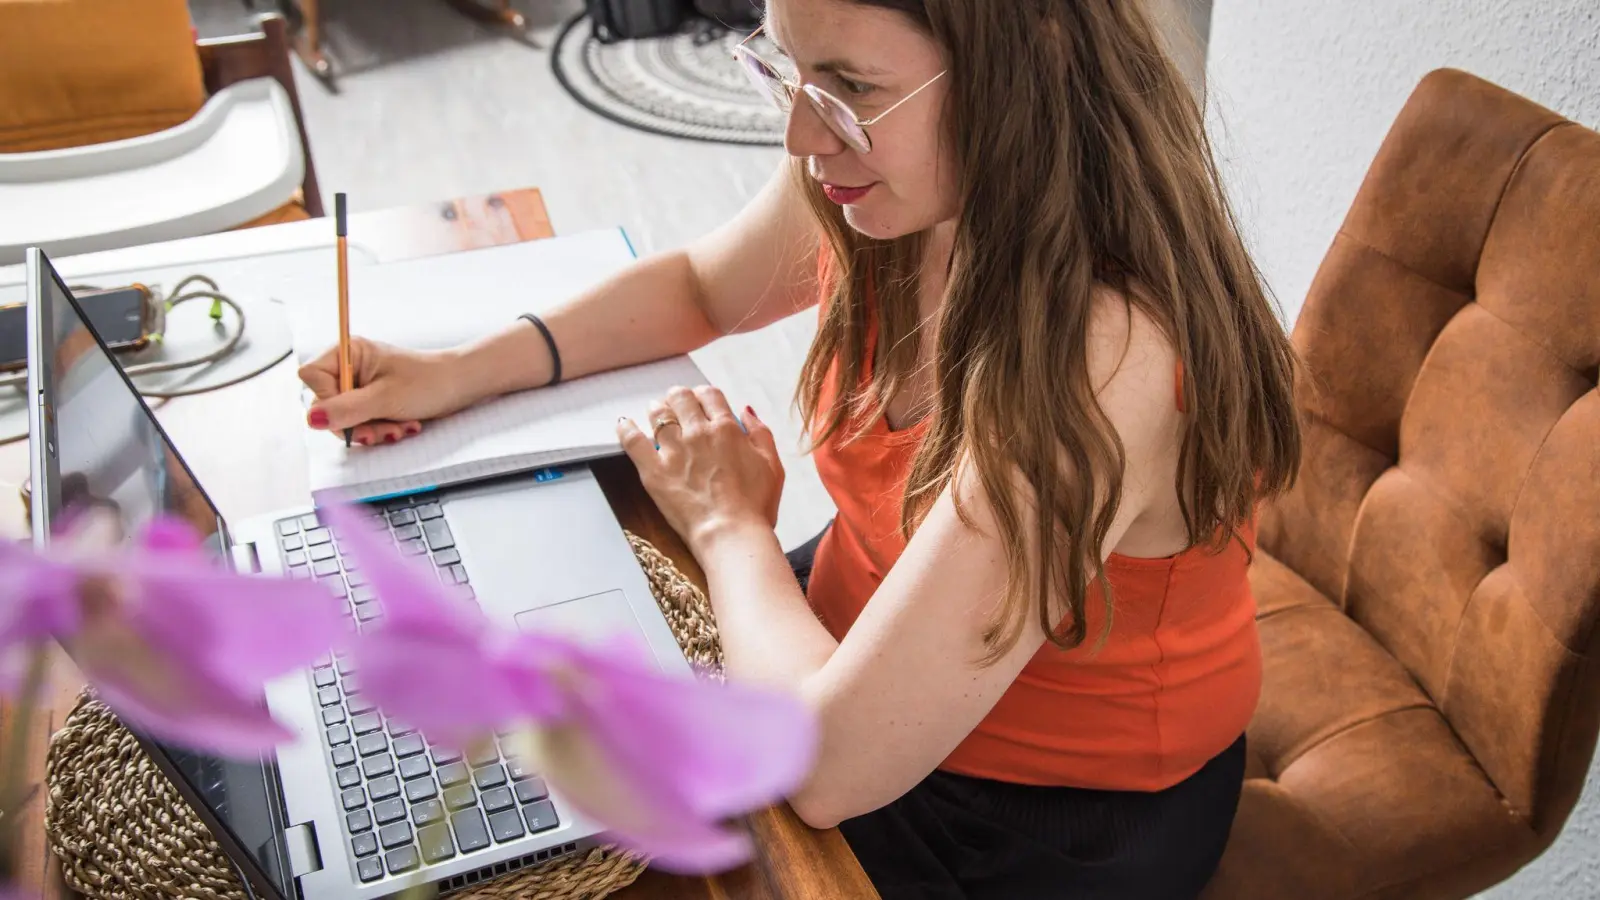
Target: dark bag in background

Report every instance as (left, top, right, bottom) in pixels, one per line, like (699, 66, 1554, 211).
(692, 0, 764, 27)
(586, 0, 692, 42)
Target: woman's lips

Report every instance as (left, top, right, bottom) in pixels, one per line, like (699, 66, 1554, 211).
(821, 183, 873, 205)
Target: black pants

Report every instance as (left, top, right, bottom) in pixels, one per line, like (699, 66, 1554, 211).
(785, 522, 1246, 900)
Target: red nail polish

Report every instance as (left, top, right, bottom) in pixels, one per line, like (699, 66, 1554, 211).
(357, 436, 370, 446)
(744, 405, 758, 420)
(404, 425, 419, 435)
(308, 408, 328, 428)
(385, 434, 398, 444)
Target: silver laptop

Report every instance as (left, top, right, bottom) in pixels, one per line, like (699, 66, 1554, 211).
(24, 246, 693, 898)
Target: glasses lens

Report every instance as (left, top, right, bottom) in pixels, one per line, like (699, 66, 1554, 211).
(735, 49, 793, 111)
(802, 85, 871, 154)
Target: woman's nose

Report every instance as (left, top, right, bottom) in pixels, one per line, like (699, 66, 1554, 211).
(784, 93, 846, 159)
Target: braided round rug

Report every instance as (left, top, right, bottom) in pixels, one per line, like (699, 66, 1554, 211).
(551, 13, 786, 147)
(44, 532, 724, 900)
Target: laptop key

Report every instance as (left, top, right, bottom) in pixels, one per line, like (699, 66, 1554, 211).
(331, 745, 356, 768)
(444, 785, 476, 811)
(356, 857, 383, 883)
(467, 743, 498, 768)
(343, 673, 363, 695)
(336, 766, 361, 789)
(489, 809, 525, 843)
(326, 725, 351, 746)
(277, 519, 299, 537)
(422, 519, 455, 551)
(522, 799, 559, 834)
(373, 797, 407, 825)
(436, 762, 468, 788)
(388, 720, 416, 737)
(346, 569, 369, 588)
(446, 564, 469, 585)
(392, 733, 425, 758)
(351, 585, 377, 604)
(299, 512, 320, 530)
(357, 733, 387, 757)
(362, 755, 395, 779)
(388, 509, 417, 527)
(316, 687, 340, 707)
(481, 786, 515, 814)
(351, 832, 378, 858)
(313, 666, 337, 688)
(419, 823, 456, 864)
(347, 809, 373, 833)
(322, 707, 346, 727)
(433, 746, 463, 765)
(305, 526, 332, 545)
(312, 559, 340, 578)
(309, 543, 337, 563)
(341, 787, 366, 811)
(474, 764, 506, 790)
(401, 539, 427, 556)
(405, 777, 438, 803)
(355, 602, 381, 623)
(514, 777, 548, 805)
(393, 523, 422, 542)
(506, 757, 532, 781)
(399, 756, 431, 781)
(284, 550, 307, 567)
(289, 566, 312, 579)
(451, 809, 490, 854)
(379, 821, 413, 850)
(336, 656, 357, 676)
(352, 713, 383, 736)
(416, 502, 443, 520)
(411, 798, 444, 826)
(348, 695, 377, 716)
(432, 547, 462, 567)
(369, 775, 402, 802)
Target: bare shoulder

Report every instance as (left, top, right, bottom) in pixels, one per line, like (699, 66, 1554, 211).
(1084, 283, 1181, 424)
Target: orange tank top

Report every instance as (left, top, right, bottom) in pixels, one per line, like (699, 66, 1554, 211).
(804, 254, 1262, 792)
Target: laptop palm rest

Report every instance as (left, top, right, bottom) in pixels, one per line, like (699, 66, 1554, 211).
(439, 471, 657, 660)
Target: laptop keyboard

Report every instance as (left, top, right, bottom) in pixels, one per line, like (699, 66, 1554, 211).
(274, 496, 563, 884)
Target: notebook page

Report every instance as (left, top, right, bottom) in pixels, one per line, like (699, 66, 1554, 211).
(305, 355, 707, 500)
(275, 228, 639, 363)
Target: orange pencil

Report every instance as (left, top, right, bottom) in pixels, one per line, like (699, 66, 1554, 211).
(335, 192, 353, 448)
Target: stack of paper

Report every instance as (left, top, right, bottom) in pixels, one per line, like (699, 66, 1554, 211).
(275, 227, 706, 503)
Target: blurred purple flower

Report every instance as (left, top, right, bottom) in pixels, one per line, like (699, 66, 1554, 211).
(319, 499, 817, 873)
(0, 511, 349, 755)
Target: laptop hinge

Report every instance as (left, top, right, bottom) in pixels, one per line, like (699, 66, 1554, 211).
(283, 822, 322, 878)
(231, 540, 262, 575)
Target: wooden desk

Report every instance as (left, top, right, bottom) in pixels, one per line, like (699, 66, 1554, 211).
(0, 188, 875, 900)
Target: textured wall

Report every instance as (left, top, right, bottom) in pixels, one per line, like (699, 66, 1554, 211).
(1205, 0, 1600, 327)
(1204, 2, 1600, 898)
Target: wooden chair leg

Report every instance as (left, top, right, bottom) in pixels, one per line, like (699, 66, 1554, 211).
(443, 0, 527, 31)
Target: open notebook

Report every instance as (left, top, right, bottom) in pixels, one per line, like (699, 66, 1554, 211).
(276, 228, 706, 504)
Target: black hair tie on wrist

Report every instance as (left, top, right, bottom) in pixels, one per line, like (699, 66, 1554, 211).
(518, 313, 562, 387)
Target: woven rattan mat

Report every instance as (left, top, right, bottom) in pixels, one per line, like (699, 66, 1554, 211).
(44, 532, 724, 900)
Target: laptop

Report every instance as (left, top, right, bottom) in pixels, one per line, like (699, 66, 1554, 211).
(23, 247, 695, 897)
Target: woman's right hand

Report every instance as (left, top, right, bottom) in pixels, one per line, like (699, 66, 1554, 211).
(297, 337, 477, 446)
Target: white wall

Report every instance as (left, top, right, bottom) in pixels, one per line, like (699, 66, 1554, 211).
(1203, 2, 1600, 898)
(1204, 0, 1600, 328)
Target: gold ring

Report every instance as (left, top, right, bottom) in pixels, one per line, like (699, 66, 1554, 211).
(652, 413, 681, 432)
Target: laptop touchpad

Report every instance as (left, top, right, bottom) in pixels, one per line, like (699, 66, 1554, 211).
(513, 590, 654, 660)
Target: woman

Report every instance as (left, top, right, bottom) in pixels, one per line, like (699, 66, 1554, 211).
(299, 1, 1301, 896)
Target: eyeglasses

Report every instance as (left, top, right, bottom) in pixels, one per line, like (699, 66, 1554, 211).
(731, 26, 947, 154)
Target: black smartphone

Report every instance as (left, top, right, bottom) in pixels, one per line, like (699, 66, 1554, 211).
(0, 284, 155, 373)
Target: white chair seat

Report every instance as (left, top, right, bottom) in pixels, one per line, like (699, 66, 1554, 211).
(0, 76, 306, 265)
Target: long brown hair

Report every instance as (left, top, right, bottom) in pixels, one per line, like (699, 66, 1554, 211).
(794, 0, 1301, 661)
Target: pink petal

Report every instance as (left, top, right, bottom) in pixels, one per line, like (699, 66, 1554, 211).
(135, 516, 205, 555)
(124, 567, 349, 695)
(562, 635, 817, 820)
(89, 670, 293, 755)
(0, 541, 83, 647)
(315, 501, 552, 747)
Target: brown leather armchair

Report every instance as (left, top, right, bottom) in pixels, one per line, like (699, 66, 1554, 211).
(1201, 68, 1600, 899)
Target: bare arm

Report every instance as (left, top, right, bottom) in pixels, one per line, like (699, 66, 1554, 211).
(454, 161, 820, 403)
(690, 298, 1183, 828)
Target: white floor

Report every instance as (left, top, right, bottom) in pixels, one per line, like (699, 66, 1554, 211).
(202, 0, 836, 550)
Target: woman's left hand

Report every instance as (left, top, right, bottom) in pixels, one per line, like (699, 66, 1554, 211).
(618, 386, 785, 554)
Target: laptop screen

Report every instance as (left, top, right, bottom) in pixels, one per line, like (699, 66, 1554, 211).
(32, 257, 297, 900)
